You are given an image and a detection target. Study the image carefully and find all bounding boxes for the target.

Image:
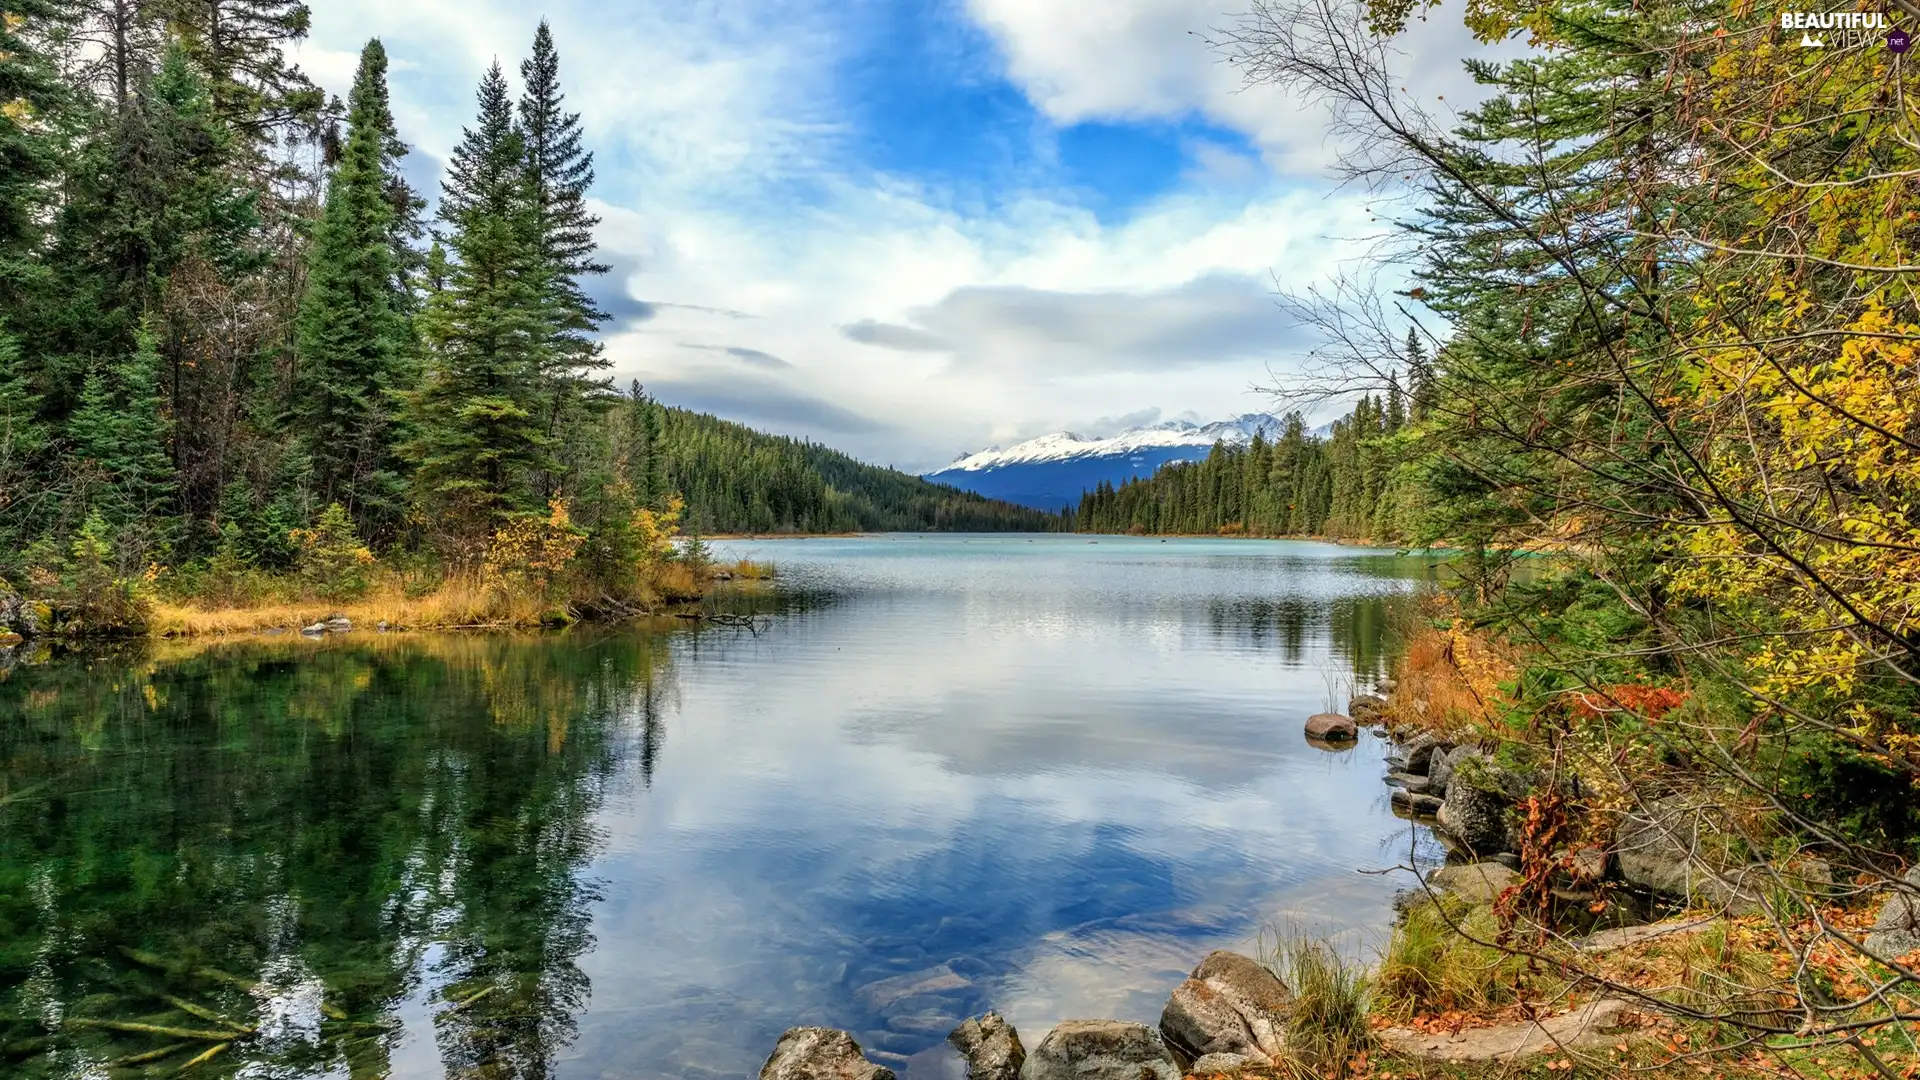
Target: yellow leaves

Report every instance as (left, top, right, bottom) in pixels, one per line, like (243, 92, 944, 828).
(631, 493, 685, 565)
(483, 499, 585, 597)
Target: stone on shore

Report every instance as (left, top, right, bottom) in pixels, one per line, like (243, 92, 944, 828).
(1157, 950, 1291, 1066)
(1390, 789, 1444, 819)
(947, 1012, 1024, 1080)
(1348, 694, 1389, 724)
(1428, 862, 1522, 905)
(1426, 745, 1463, 797)
(1304, 713, 1357, 741)
(1613, 800, 1761, 909)
(759, 1027, 896, 1080)
(1385, 770, 1433, 795)
(300, 622, 326, 636)
(1189, 1052, 1256, 1075)
(1434, 750, 1527, 857)
(1399, 732, 1448, 774)
(325, 616, 352, 633)
(1376, 998, 1629, 1063)
(1865, 866, 1920, 960)
(1023, 1020, 1180, 1080)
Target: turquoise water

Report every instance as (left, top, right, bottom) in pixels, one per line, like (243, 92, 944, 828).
(0, 534, 1442, 1079)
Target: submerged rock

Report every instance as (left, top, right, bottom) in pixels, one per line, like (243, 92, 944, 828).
(1385, 770, 1434, 794)
(1024, 1020, 1180, 1080)
(1158, 950, 1291, 1066)
(1865, 866, 1920, 960)
(759, 1027, 896, 1080)
(947, 1012, 1024, 1080)
(1304, 713, 1357, 741)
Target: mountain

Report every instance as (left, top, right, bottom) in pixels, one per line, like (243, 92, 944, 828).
(924, 414, 1296, 512)
(654, 405, 1062, 533)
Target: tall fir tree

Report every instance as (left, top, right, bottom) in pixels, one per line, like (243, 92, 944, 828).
(518, 20, 610, 483)
(403, 60, 552, 549)
(68, 320, 176, 533)
(158, 0, 323, 140)
(291, 38, 411, 535)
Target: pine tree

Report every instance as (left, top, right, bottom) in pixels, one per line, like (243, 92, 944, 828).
(0, 326, 47, 539)
(0, 0, 65, 317)
(518, 20, 610, 481)
(291, 38, 411, 533)
(159, 0, 323, 139)
(402, 61, 552, 548)
(69, 320, 176, 531)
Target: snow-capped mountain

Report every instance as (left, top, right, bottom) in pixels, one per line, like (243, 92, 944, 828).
(925, 413, 1294, 512)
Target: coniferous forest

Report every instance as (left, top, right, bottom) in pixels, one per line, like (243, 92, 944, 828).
(0, 9, 1047, 635)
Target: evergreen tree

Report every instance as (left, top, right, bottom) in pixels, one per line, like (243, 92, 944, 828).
(403, 61, 552, 548)
(0, 326, 47, 549)
(69, 320, 176, 532)
(518, 20, 610, 483)
(158, 0, 323, 140)
(292, 38, 411, 535)
(0, 0, 65, 316)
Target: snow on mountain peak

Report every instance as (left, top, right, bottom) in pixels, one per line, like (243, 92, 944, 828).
(934, 413, 1288, 474)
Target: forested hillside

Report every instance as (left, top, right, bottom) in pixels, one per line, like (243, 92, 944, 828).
(652, 404, 1058, 534)
(1074, 374, 1421, 538)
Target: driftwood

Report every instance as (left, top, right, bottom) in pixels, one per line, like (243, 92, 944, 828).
(177, 1041, 231, 1071)
(64, 1019, 237, 1041)
(668, 611, 767, 632)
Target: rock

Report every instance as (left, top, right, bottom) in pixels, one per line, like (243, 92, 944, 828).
(1563, 846, 1611, 882)
(300, 622, 326, 636)
(1384, 753, 1409, 771)
(1390, 789, 1444, 819)
(376, 620, 390, 632)
(1400, 732, 1449, 774)
(1385, 771, 1433, 795)
(759, 1027, 896, 1080)
(947, 1012, 1024, 1080)
(713, 569, 735, 581)
(1427, 744, 1465, 796)
(1577, 917, 1712, 953)
(325, 616, 352, 633)
(15, 598, 49, 639)
(1377, 677, 1398, 695)
(1434, 750, 1528, 857)
(1428, 862, 1522, 905)
(1864, 866, 1920, 960)
(1023, 1020, 1180, 1080)
(1189, 1052, 1255, 1075)
(1157, 950, 1291, 1065)
(1613, 800, 1760, 909)
(1303, 713, 1357, 741)
(857, 965, 971, 1010)
(1348, 694, 1389, 724)
(1376, 998, 1630, 1062)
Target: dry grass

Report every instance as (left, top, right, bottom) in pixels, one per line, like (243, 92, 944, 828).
(1388, 608, 1520, 739)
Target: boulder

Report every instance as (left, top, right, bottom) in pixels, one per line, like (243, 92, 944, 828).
(1023, 1020, 1179, 1080)
(1864, 866, 1920, 961)
(12, 598, 49, 639)
(1377, 677, 1398, 695)
(1189, 1052, 1255, 1075)
(1390, 789, 1444, 819)
(947, 1012, 1024, 1080)
(1427, 745, 1464, 796)
(1434, 750, 1528, 857)
(324, 616, 352, 633)
(1304, 713, 1357, 741)
(1385, 771, 1434, 795)
(1400, 732, 1449, 775)
(1157, 950, 1291, 1065)
(1613, 800, 1760, 909)
(300, 622, 326, 636)
(1428, 862, 1522, 905)
(759, 1028, 896, 1080)
(1348, 694, 1390, 724)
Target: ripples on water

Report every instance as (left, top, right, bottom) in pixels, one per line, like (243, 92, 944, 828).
(0, 534, 1446, 1079)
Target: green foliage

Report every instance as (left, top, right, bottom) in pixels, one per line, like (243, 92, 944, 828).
(291, 38, 410, 536)
(1265, 932, 1374, 1077)
(1777, 731, 1920, 859)
(68, 321, 177, 546)
(290, 503, 373, 601)
(49, 512, 151, 636)
(1375, 896, 1537, 1019)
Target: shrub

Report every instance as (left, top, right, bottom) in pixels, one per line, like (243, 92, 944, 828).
(48, 512, 150, 637)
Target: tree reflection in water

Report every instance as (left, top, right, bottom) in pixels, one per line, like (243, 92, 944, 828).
(0, 631, 677, 1079)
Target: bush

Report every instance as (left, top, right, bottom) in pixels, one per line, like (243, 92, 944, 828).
(47, 512, 150, 637)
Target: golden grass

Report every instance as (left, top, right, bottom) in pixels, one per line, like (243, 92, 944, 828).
(1388, 610, 1519, 738)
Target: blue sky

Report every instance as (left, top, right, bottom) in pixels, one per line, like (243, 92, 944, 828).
(299, 0, 1501, 472)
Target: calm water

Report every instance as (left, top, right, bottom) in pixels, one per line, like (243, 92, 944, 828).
(0, 534, 1444, 1079)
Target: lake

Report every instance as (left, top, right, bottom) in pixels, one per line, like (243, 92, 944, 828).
(0, 534, 1445, 1079)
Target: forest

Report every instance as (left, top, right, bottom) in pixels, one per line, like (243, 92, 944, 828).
(0, 4, 1044, 636)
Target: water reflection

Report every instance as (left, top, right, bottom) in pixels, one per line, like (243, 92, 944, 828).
(1, 535, 1441, 1079)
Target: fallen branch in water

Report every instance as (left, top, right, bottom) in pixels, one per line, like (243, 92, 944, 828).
(65, 1019, 237, 1041)
(668, 611, 767, 632)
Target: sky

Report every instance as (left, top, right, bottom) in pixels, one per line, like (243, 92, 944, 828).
(296, 0, 1509, 473)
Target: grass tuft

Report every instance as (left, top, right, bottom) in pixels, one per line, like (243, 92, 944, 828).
(1263, 930, 1374, 1079)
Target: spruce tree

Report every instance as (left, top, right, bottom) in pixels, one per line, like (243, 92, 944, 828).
(518, 20, 610, 476)
(403, 61, 552, 548)
(160, 0, 324, 139)
(0, 326, 47, 543)
(69, 320, 176, 531)
(292, 38, 411, 533)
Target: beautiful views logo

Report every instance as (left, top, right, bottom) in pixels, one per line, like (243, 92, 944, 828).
(1778, 9, 1906, 48)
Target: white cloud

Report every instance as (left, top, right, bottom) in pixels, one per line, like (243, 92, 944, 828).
(302, 0, 1493, 472)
